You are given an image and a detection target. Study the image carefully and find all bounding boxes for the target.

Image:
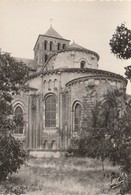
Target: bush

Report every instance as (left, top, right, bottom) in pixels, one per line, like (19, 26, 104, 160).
(0, 133, 27, 181)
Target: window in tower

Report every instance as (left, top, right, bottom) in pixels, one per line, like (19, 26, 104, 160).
(50, 41, 53, 51)
(44, 40, 48, 50)
(58, 43, 61, 50)
(45, 94, 56, 127)
(63, 44, 66, 49)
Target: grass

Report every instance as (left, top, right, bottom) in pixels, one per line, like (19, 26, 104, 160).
(0, 157, 120, 195)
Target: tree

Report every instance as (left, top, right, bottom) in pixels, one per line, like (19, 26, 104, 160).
(69, 89, 131, 193)
(0, 52, 29, 181)
(81, 90, 122, 174)
(109, 23, 131, 60)
(109, 23, 131, 79)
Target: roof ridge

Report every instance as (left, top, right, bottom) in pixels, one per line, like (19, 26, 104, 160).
(44, 26, 63, 39)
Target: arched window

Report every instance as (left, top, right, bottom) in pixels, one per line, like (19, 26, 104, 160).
(63, 44, 66, 49)
(74, 104, 81, 132)
(54, 79, 57, 89)
(45, 95, 56, 127)
(43, 140, 48, 149)
(58, 43, 61, 50)
(51, 140, 56, 150)
(45, 54, 48, 62)
(80, 60, 86, 69)
(14, 106, 24, 134)
(48, 79, 51, 90)
(44, 40, 48, 50)
(50, 41, 53, 51)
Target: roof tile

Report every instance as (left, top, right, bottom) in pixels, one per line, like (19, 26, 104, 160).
(44, 26, 63, 39)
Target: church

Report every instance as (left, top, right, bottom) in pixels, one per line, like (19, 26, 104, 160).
(13, 26, 127, 157)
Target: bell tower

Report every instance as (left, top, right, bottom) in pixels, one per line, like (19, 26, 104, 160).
(33, 26, 70, 70)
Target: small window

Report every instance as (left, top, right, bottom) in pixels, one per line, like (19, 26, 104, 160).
(50, 42, 53, 51)
(14, 106, 24, 134)
(63, 44, 66, 49)
(43, 140, 48, 149)
(58, 43, 61, 50)
(54, 79, 57, 89)
(80, 60, 86, 69)
(44, 40, 48, 50)
(51, 140, 56, 150)
(48, 79, 51, 89)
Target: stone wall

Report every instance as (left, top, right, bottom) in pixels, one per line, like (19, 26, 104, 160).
(66, 77, 126, 139)
(46, 50, 98, 70)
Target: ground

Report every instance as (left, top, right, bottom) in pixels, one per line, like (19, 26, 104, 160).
(0, 157, 120, 195)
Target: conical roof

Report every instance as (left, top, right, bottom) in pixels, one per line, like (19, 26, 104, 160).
(44, 26, 63, 39)
(68, 41, 85, 49)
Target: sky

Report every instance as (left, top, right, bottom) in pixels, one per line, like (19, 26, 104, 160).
(0, 0, 131, 93)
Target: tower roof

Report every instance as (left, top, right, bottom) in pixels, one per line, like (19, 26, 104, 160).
(34, 26, 70, 50)
(69, 41, 85, 49)
(44, 26, 63, 39)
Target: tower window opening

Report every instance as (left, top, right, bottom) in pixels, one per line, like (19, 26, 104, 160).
(63, 44, 66, 49)
(44, 40, 48, 50)
(58, 43, 61, 50)
(50, 42, 53, 51)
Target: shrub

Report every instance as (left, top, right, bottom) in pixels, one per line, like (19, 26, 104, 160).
(0, 133, 27, 181)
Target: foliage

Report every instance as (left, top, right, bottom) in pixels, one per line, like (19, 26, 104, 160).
(13, 114, 24, 128)
(125, 65, 131, 80)
(109, 23, 131, 59)
(0, 52, 29, 181)
(0, 133, 27, 181)
(69, 89, 131, 192)
(109, 23, 131, 80)
(3, 184, 27, 195)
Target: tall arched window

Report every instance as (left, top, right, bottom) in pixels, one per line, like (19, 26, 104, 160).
(14, 106, 24, 134)
(80, 60, 86, 69)
(45, 95, 56, 127)
(50, 41, 53, 51)
(74, 104, 81, 132)
(44, 40, 48, 50)
(58, 43, 61, 50)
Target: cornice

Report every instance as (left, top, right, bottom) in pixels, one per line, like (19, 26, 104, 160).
(25, 68, 127, 85)
(65, 75, 127, 87)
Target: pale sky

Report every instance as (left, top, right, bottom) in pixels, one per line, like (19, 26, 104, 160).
(0, 0, 131, 93)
